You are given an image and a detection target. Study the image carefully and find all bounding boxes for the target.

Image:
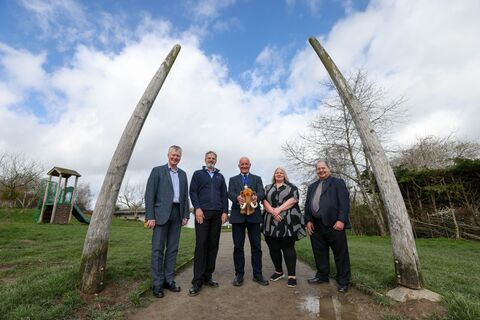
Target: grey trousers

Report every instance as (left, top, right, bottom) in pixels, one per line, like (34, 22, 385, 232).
(151, 204, 182, 288)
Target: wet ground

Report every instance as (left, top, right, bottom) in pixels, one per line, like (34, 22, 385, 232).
(127, 233, 401, 320)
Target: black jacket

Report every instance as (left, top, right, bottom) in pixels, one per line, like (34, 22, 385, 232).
(304, 176, 350, 228)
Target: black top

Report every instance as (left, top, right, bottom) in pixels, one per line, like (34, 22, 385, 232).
(262, 182, 305, 240)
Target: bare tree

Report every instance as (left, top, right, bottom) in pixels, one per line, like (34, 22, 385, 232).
(76, 183, 93, 211)
(0, 151, 44, 208)
(117, 179, 145, 218)
(393, 135, 480, 169)
(283, 69, 405, 235)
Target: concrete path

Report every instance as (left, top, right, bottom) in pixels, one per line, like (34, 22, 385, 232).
(128, 233, 381, 320)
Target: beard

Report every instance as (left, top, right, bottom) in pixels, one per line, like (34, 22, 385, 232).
(206, 163, 215, 170)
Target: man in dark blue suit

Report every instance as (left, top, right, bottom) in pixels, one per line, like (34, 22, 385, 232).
(304, 160, 351, 292)
(145, 145, 190, 298)
(228, 156, 269, 286)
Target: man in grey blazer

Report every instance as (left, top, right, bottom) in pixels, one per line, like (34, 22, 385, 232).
(228, 156, 269, 286)
(145, 145, 190, 298)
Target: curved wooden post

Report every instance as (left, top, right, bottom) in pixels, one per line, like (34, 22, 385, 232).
(79, 44, 181, 294)
(39, 175, 52, 223)
(50, 175, 62, 223)
(68, 176, 79, 223)
(308, 37, 422, 289)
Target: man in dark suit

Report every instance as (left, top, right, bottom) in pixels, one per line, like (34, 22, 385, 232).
(188, 151, 228, 296)
(304, 160, 351, 293)
(145, 145, 190, 298)
(228, 156, 269, 286)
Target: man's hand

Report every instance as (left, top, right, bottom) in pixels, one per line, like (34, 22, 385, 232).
(333, 220, 345, 231)
(237, 195, 245, 205)
(221, 213, 228, 225)
(195, 208, 205, 224)
(146, 219, 156, 229)
(182, 218, 189, 226)
(306, 221, 315, 235)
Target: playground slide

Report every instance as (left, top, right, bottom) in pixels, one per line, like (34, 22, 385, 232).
(72, 205, 90, 224)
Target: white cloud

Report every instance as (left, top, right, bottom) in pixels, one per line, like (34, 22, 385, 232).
(19, 0, 91, 48)
(241, 45, 288, 89)
(0, 44, 47, 90)
(189, 0, 236, 21)
(286, 0, 480, 147)
(0, 20, 309, 200)
(1, 0, 479, 203)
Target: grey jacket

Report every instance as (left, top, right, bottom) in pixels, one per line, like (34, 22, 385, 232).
(145, 164, 189, 225)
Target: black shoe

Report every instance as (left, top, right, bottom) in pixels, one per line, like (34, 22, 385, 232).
(269, 272, 285, 282)
(338, 285, 349, 293)
(205, 279, 219, 288)
(163, 281, 181, 292)
(287, 278, 297, 288)
(307, 276, 329, 284)
(153, 287, 164, 298)
(189, 284, 201, 296)
(253, 276, 269, 286)
(232, 275, 244, 287)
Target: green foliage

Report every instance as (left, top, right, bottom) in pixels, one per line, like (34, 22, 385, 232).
(0, 208, 195, 320)
(349, 203, 383, 235)
(296, 234, 480, 320)
(394, 158, 480, 213)
(393, 158, 480, 239)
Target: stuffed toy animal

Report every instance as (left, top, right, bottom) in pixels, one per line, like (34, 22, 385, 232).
(240, 186, 258, 215)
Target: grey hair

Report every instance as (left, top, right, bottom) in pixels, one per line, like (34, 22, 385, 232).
(205, 150, 217, 159)
(168, 145, 182, 154)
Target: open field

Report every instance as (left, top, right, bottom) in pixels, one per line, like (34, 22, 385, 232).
(1, 208, 479, 319)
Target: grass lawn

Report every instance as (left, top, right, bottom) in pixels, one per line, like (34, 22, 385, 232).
(2, 208, 479, 320)
(0, 208, 195, 320)
(296, 233, 480, 320)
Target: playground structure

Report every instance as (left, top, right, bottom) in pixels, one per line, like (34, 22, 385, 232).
(35, 167, 89, 224)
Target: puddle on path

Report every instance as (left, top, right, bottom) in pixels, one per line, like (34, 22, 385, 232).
(299, 295, 320, 316)
(298, 294, 359, 320)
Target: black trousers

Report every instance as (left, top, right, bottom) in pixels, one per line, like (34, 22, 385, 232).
(192, 210, 222, 286)
(264, 236, 297, 277)
(232, 222, 262, 278)
(309, 218, 351, 286)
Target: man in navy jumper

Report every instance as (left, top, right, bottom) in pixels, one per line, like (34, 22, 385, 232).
(189, 151, 228, 296)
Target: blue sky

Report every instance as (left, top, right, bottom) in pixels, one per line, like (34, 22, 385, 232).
(0, 1, 368, 93)
(1, 0, 479, 200)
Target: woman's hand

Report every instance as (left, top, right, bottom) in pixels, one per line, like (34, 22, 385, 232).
(271, 208, 283, 221)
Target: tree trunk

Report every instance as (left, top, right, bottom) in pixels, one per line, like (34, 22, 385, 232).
(78, 44, 181, 294)
(309, 37, 422, 289)
(364, 152, 388, 235)
(347, 137, 387, 235)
